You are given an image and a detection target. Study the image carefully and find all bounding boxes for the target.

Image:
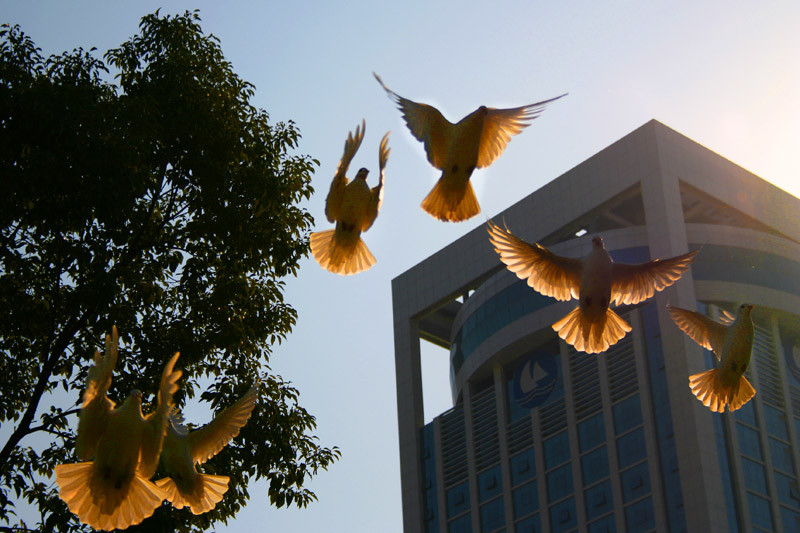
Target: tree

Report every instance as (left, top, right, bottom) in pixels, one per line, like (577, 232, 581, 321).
(0, 10, 339, 532)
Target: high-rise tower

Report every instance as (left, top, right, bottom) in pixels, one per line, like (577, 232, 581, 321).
(392, 120, 800, 532)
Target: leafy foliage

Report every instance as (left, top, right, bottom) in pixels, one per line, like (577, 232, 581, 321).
(0, 11, 339, 532)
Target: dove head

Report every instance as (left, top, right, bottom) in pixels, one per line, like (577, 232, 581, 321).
(591, 236, 605, 249)
(355, 168, 369, 181)
(738, 303, 755, 315)
(119, 389, 143, 415)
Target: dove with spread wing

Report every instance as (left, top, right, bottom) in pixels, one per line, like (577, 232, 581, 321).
(310, 120, 390, 275)
(155, 386, 258, 515)
(668, 303, 756, 412)
(488, 220, 699, 354)
(55, 327, 182, 531)
(374, 72, 565, 222)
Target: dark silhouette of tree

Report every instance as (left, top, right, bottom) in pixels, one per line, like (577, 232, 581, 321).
(0, 11, 339, 532)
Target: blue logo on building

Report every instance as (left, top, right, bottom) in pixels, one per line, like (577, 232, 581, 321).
(513, 351, 558, 409)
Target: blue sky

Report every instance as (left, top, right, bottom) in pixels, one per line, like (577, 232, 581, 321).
(4, 2, 800, 531)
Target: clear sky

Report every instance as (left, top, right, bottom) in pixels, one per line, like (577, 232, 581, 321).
(4, 1, 800, 531)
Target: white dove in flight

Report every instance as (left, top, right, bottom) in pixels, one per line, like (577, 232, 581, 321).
(668, 304, 756, 412)
(155, 386, 258, 515)
(374, 72, 565, 222)
(310, 120, 390, 275)
(487, 220, 699, 354)
(55, 327, 182, 531)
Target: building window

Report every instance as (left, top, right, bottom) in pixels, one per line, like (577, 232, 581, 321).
(733, 400, 757, 426)
(737, 423, 762, 460)
(547, 463, 574, 502)
(763, 404, 789, 441)
(581, 446, 610, 486)
(617, 427, 646, 469)
(588, 513, 617, 533)
(478, 465, 503, 502)
(480, 497, 505, 532)
(769, 438, 796, 475)
(747, 492, 774, 532)
(741, 457, 768, 495)
(624, 497, 655, 532)
(578, 413, 606, 452)
(424, 487, 439, 532)
(447, 512, 471, 533)
(510, 448, 536, 486)
(584, 480, 613, 520)
(621, 462, 651, 503)
(515, 513, 541, 533)
(544, 431, 570, 470)
(613, 394, 642, 434)
(774, 472, 800, 507)
(446, 481, 470, 519)
(549, 497, 577, 533)
(780, 507, 800, 533)
(512, 479, 539, 519)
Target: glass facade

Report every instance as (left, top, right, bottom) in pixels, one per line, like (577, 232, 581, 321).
(640, 303, 687, 532)
(451, 247, 650, 374)
(690, 244, 800, 299)
(423, 282, 800, 533)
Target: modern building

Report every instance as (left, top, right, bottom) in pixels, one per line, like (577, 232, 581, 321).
(391, 120, 800, 533)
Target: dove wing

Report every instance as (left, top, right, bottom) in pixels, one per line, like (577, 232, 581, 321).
(362, 132, 390, 232)
(487, 220, 582, 301)
(610, 248, 699, 306)
(188, 387, 258, 464)
(326, 120, 365, 223)
(75, 327, 119, 461)
(476, 94, 566, 168)
(139, 352, 182, 478)
(667, 305, 727, 359)
(374, 72, 450, 169)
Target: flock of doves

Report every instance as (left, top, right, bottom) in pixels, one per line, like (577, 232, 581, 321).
(56, 74, 758, 530)
(313, 76, 758, 413)
(55, 329, 257, 530)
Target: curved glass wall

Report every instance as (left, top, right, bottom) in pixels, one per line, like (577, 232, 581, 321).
(450, 247, 649, 376)
(450, 242, 800, 383)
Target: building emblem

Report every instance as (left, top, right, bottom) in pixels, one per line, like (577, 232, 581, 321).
(513, 351, 558, 408)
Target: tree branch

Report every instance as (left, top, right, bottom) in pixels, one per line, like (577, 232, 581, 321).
(0, 315, 89, 476)
(27, 408, 80, 436)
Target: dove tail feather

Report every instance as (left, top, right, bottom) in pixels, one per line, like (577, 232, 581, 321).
(310, 229, 376, 275)
(689, 369, 756, 413)
(552, 307, 631, 354)
(421, 179, 480, 222)
(156, 474, 230, 515)
(56, 462, 165, 530)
